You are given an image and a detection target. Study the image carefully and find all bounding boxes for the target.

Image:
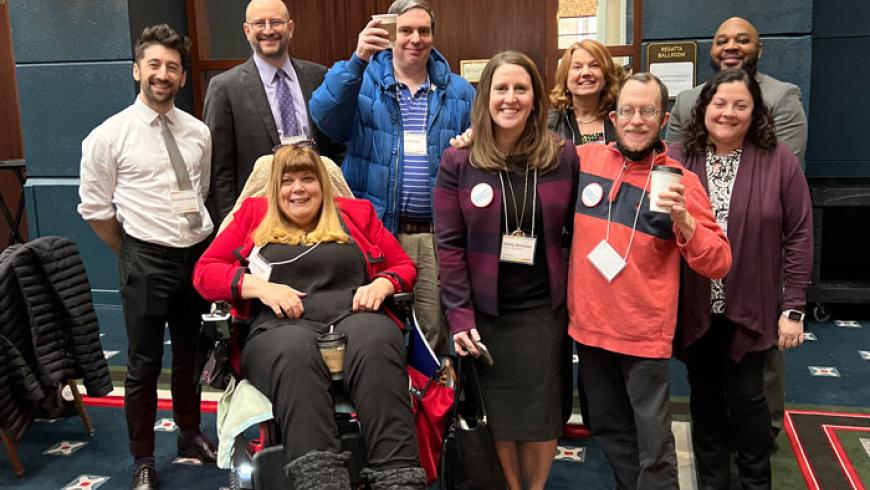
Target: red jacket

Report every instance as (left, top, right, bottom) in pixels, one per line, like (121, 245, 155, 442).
(568, 143, 732, 359)
(194, 197, 417, 320)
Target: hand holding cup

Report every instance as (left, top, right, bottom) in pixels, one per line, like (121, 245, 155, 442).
(355, 16, 394, 62)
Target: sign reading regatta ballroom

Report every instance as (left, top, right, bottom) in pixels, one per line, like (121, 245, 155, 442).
(646, 42, 697, 98)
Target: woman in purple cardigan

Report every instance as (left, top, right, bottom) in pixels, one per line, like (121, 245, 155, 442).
(434, 51, 578, 490)
(669, 68, 813, 489)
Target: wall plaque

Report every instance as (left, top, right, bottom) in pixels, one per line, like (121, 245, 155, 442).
(646, 42, 697, 98)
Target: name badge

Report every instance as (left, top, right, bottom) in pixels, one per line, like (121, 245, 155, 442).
(403, 131, 428, 156)
(170, 190, 200, 215)
(587, 240, 626, 282)
(247, 247, 273, 281)
(499, 234, 537, 265)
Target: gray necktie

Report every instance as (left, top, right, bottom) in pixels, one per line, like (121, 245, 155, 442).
(159, 115, 202, 230)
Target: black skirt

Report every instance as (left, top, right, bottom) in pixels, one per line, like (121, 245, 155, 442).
(473, 304, 567, 441)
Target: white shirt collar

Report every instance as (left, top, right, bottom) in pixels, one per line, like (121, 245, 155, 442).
(132, 95, 178, 126)
(253, 53, 295, 85)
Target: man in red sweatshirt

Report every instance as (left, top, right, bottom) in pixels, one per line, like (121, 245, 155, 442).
(568, 72, 732, 489)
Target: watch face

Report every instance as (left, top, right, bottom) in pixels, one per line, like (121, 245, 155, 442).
(787, 311, 803, 321)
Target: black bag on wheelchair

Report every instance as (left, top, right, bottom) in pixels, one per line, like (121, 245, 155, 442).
(198, 304, 234, 390)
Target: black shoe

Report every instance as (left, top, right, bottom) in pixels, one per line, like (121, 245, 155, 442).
(177, 432, 217, 463)
(130, 464, 157, 490)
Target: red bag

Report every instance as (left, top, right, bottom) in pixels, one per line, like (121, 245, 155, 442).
(408, 365, 454, 484)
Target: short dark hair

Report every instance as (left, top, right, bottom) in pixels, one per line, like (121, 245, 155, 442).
(133, 24, 191, 71)
(388, 0, 436, 34)
(618, 72, 669, 117)
(683, 68, 777, 154)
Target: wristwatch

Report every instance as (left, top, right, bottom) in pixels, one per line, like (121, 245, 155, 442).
(781, 309, 805, 322)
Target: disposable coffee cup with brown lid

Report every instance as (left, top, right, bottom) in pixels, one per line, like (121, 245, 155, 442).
(649, 165, 683, 213)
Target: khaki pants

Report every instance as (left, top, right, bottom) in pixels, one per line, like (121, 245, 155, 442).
(397, 232, 447, 353)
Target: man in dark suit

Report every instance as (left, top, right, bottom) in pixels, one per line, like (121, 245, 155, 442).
(203, 0, 343, 225)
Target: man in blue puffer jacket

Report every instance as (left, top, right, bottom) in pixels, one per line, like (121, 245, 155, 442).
(310, 0, 474, 352)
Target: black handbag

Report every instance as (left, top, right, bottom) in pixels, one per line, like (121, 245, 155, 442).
(439, 357, 506, 490)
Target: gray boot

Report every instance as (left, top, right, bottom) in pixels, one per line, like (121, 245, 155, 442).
(284, 450, 351, 490)
(361, 466, 427, 490)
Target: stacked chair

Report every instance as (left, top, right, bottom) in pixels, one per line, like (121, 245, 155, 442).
(0, 236, 112, 477)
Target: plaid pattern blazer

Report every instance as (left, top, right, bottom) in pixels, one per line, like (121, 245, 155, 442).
(434, 142, 579, 334)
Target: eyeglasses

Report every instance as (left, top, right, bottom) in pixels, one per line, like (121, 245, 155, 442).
(616, 106, 661, 120)
(272, 139, 319, 154)
(247, 19, 289, 31)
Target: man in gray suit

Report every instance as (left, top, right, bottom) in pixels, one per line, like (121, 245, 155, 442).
(665, 17, 807, 440)
(203, 0, 343, 225)
(666, 17, 808, 164)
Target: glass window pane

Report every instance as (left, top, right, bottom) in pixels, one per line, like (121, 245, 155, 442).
(558, 0, 632, 46)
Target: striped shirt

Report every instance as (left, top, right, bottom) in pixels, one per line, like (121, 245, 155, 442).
(397, 80, 431, 221)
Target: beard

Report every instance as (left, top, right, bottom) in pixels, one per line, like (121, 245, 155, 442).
(711, 52, 759, 76)
(615, 137, 663, 162)
(250, 33, 289, 60)
(140, 78, 178, 107)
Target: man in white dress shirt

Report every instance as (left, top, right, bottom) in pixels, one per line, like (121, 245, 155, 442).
(78, 24, 216, 490)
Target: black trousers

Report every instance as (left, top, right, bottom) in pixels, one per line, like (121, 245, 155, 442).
(119, 235, 208, 458)
(685, 315, 772, 490)
(241, 313, 419, 470)
(576, 343, 678, 490)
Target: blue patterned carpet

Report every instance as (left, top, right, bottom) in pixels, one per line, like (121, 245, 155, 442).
(1, 305, 867, 489)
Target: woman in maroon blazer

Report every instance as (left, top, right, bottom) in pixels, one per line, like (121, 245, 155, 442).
(434, 51, 578, 490)
(669, 68, 812, 489)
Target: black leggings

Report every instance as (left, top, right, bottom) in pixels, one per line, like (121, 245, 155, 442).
(241, 313, 419, 470)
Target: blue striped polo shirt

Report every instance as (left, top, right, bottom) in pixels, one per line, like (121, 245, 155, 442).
(397, 80, 431, 221)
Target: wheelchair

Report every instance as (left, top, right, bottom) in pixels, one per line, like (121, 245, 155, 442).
(199, 153, 454, 489)
(202, 293, 452, 490)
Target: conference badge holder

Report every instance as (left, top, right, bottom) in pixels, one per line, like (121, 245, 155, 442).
(170, 190, 199, 215)
(587, 240, 626, 282)
(500, 233, 537, 265)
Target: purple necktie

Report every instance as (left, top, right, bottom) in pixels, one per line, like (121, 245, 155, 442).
(274, 69, 301, 137)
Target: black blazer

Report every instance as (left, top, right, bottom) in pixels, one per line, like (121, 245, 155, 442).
(203, 56, 345, 224)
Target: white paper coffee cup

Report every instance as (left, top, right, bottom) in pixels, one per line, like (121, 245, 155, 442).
(372, 14, 397, 47)
(649, 165, 683, 213)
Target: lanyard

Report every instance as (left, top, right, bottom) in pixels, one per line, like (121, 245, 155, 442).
(498, 166, 538, 238)
(604, 152, 655, 261)
(252, 241, 323, 266)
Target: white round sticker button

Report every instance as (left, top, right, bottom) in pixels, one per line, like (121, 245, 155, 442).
(470, 183, 494, 208)
(581, 182, 604, 207)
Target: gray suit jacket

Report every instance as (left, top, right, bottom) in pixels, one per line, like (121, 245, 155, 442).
(203, 56, 344, 224)
(665, 72, 808, 165)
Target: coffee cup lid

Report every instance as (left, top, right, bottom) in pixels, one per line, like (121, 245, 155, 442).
(318, 331, 346, 343)
(372, 13, 397, 21)
(651, 165, 682, 175)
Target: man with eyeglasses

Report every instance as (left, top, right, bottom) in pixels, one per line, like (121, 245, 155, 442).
(567, 73, 732, 489)
(203, 0, 344, 227)
(309, 0, 474, 353)
(666, 17, 807, 164)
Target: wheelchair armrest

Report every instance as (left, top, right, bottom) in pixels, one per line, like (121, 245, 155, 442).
(386, 292, 415, 320)
(201, 302, 233, 342)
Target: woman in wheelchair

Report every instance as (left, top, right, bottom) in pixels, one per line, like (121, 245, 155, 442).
(193, 144, 427, 489)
